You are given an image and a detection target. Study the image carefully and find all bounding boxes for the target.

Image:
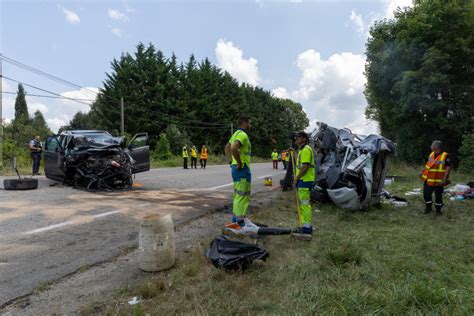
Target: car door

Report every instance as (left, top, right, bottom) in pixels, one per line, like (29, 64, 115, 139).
(127, 133, 150, 173)
(44, 135, 64, 181)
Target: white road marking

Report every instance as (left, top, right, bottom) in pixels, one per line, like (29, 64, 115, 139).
(204, 172, 285, 191)
(137, 203, 152, 207)
(208, 183, 234, 190)
(24, 221, 73, 235)
(94, 210, 120, 218)
(22, 210, 121, 235)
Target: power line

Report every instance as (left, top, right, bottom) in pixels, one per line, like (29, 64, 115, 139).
(2, 76, 92, 106)
(0, 54, 99, 97)
(2, 91, 95, 102)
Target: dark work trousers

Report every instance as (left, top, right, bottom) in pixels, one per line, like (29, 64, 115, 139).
(191, 157, 197, 169)
(282, 160, 288, 170)
(200, 159, 207, 169)
(272, 160, 278, 169)
(32, 152, 41, 174)
(183, 157, 188, 169)
(423, 183, 444, 211)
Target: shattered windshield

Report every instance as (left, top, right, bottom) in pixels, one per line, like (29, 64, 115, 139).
(72, 133, 122, 148)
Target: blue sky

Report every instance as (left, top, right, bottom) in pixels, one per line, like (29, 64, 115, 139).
(1, 0, 412, 133)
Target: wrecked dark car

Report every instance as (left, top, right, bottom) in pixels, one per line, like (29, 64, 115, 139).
(310, 122, 396, 210)
(44, 130, 150, 191)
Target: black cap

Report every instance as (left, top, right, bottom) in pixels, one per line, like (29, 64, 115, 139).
(296, 131, 309, 139)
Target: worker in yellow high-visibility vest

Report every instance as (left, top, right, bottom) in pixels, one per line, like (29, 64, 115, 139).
(292, 131, 315, 239)
(191, 145, 198, 169)
(223, 116, 256, 234)
(182, 146, 189, 169)
(271, 149, 279, 169)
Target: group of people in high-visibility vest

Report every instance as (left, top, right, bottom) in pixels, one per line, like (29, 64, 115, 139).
(182, 145, 208, 169)
(224, 116, 316, 239)
(271, 149, 290, 170)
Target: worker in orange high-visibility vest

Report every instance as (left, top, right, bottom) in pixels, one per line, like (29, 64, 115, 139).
(419, 141, 451, 215)
(200, 145, 208, 169)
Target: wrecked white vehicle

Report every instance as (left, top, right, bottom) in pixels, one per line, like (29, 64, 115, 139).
(310, 122, 396, 210)
(44, 130, 150, 191)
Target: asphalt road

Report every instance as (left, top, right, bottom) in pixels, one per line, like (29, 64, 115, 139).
(0, 163, 286, 307)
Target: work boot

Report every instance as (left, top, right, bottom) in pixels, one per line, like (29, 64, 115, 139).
(435, 204, 443, 216)
(292, 226, 313, 241)
(424, 203, 432, 214)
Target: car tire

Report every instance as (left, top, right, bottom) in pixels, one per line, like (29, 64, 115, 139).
(3, 178, 39, 190)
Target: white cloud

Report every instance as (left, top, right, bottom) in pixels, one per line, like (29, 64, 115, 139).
(384, 0, 413, 19)
(349, 10, 365, 34)
(122, 0, 136, 13)
(28, 101, 49, 114)
(272, 87, 289, 99)
(215, 39, 260, 86)
(108, 9, 129, 22)
(58, 5, 80, 24)
(111, 27, 123, 38)
(46, 117, 68, 133)
(277, 50, 378, 135)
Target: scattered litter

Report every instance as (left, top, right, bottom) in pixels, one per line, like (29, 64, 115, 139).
(384, 178, 395, 186)
(314, 209, 321, 213)
(388, 200, 409, 207)
(382, 190, 409, 207)
(405, 188, 422, 196)
(446, 183, 473, 201)
(128, 297, 141, 305)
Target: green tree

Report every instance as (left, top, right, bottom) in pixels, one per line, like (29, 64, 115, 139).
(14, 84, 29, 125)
(154, 133, 172, 160)
(365, 0, 474, 164)
(458, 133, 474, 174)
(84, 42, 308, 157)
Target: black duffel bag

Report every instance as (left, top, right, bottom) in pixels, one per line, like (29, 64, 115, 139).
(205, 235, 269, 271)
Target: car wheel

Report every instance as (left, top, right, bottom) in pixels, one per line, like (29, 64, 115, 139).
(3, 178, 39, 190)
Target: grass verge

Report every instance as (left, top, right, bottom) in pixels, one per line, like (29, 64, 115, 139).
(90, 165, 473, 315)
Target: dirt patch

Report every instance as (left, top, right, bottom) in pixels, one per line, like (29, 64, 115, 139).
(1, 189, 281, 316)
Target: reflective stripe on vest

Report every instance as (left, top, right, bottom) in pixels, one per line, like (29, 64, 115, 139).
(421, 151, 448, 186)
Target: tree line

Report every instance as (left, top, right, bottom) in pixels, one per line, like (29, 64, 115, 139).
(63, 43, 309, 157)
(365, 0, 473, 170)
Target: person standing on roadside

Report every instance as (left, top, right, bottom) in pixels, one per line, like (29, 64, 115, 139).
(281, 150, 288, 170)
(224, 116, 256, 233)
(182, 145, 189, 169)
(29, 135, 43, 176)
(200, 145, 208, 169)
(292, 132, 315, 240)
(271, 149, 279, 169)
(420, 140, 451, 216)
(191, 145, 198, 169)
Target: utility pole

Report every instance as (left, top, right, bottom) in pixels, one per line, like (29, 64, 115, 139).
(0, 53, 3, 169)
(230, 122, 233, 136)
(120, 97, 124, 137)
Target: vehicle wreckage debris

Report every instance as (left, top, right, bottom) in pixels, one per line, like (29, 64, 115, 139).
(308, 122, 396, 210)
